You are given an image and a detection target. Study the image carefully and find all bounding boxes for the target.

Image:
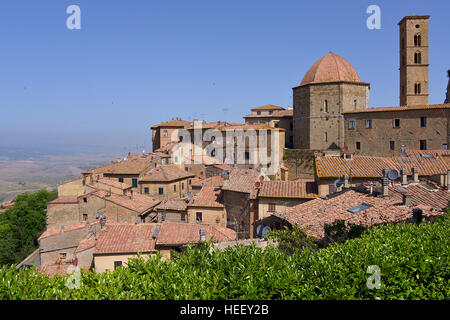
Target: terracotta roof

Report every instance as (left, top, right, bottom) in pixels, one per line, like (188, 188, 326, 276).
(388, 183, 448, 211)
(299, 52, 364, 86)
(398, 15, 430, 25)
(221, 168, 263, 198)
(259, 181, 318, 199)
(2, 202, 15, 207)
(244, 109, 293, 118)
(140, 164, 195, 182)
(315, 151, 449, 178)
(38, 222, 92, 240)
(217, 123, 285, 131)
(84, 154, 155, 175)
(94, 222, 236, 254)
(279, 187, 441, 241)
(189, 176, 224, 208)
(155, 222, 236, 245)
(151, 119, 190, 129)
(75, 238, 97, 253)
(186, 121, 228, 130)
(94, 224, 158, 254)
(250, 105, 285, 111)
(47, 197, 79, 205)
(343, 103, 450, 114)
(155, 199, 188, 211)
(97, 179, 132, 190)
(91, 190, 160, 214)
(38, 261, 89, 277)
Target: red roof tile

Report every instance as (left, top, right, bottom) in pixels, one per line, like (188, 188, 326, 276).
(140, 164, 195, 182)
(259, 180, 318, 199)
(189, 177, 224, 208)
(91, 190, 160, 214)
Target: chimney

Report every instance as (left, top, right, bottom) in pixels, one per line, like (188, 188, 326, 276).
(343, 174, 349, 188)
(382, 168, 389, 178)
(402, 193, 412, 206)
(381, 177, 389, 197)
(400, 169, 408, 185)
(439, 174, 446, 187)
(199, 228, 206, 242)
(412, 168, 419, 183)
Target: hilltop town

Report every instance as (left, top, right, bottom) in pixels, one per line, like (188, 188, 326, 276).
(15, 14, 449, 276)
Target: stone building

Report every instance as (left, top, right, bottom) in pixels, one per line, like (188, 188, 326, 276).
(151, 119, 190, 152)
(343, 103, 450, 156)
(399, 15, 430, 106)
(138, 164, 195, 200)
(243, 105, 294, 148)
(292, 52, 370, 150)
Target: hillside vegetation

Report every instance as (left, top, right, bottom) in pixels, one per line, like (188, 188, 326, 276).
(1, 211, 448, 300)
(0, 189, 58, 265)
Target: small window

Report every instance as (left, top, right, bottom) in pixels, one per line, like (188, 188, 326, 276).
(118, 178, 124, 183)
(245, 152, 250, 160)
(83, 197, 87, 203)
(163, 130, 168, 138)
(114, 261, 122, 270)
(144, 187, 149, 194)
(415, 83, 421, 95)
(354, 100, 357, 108)
(132, 178, 138, 188)
(180, 212, 186, 222)
(348, 120, 355, 129)
(82, 213, 88, 221)
(324, 132, 328, 142)
(420, 117, 426, 127)
(158, 187, 164, 195)
(181, 183, 184, 190)
(173, 185, 177, 192)
(257, 111, 261, 115)
(420, 140, 427, 150)
(393, 119, 400, 128)
(268, 203, 276, 212)
(196, 212, 202, 223)
(414, 52, 421, 64)
(356, 142, 361, 150)
(366, 120, 372, 129)
(390, 141, 395, 151)
(443, 144, 448, 150)
(324, 100, 328, 113)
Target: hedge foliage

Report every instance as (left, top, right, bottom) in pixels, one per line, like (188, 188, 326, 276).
(1, 212, 449, 300)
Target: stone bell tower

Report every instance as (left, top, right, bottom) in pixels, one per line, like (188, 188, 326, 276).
(398, 15, 430, 106)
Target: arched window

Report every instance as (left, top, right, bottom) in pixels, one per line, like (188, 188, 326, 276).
(414, 34, 422, 47)
(414, 83, 421, 95)
(414, 52, 421, 64)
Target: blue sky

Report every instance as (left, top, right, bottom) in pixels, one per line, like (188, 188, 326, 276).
(0, 0, 448, 151)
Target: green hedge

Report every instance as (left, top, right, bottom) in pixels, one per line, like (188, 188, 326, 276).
(1, 213, 449, 300)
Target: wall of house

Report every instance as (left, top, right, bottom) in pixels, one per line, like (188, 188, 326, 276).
(39, 226, 93, 265)
(223, 190, 251, 239)
(156, 209, 187, 223)
(79, 194, 140, 223)
(258, 197, 310, 219)
(46, 202, 80, 230)
(187, 206, 226, 227)
(58, 178, 85, 197)
(76, 247, 95, 268)
(103, 174, 141, 192)
(139, 178, 191, 200)
(344, 108, 449, 156)
(93, 250, 171, 273)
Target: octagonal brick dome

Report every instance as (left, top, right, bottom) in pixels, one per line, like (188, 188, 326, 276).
(300, 52, 362, 86)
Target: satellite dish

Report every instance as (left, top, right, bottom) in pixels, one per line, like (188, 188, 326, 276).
(334, 179, 343, 188)
(261, 226, 271, 237)
(387, 169, 399, 180)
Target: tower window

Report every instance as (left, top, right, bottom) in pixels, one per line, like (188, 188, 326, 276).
(415, 24, 420, 28)
(356, 142, 361, 150)
(354, 100, 357, 108)
(414, 83, 421, 95)
(393, 119, 400, 128)
(366, 120, 372, 129)
(414, 52, 421, 64)
(324, 132, 328, 142)
(414, 34, 421, 47)
(324, 100, 328, 113)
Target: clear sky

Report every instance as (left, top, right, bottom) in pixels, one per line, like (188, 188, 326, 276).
(0, 0, 448, 152)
